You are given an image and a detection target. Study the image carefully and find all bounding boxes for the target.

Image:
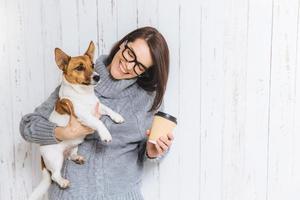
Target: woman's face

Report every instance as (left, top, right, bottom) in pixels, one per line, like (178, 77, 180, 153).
(108, 38, 153, 80)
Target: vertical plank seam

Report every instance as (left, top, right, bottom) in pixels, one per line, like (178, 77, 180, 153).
(266, 0, 275, 199)
(96, 0, 100, 57)
(178, 4, 182, 200)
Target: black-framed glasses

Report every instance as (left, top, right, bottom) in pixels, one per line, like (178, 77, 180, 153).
(121, 41, 150, 76)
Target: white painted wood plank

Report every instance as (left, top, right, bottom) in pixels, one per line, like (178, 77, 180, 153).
(136, 0, 158, 27)
(4, 0, 30, 199)
(177, 0, 201, 199)
(77, 0, 98, 55)
(242, 0, 272, 199)
(0, 1, 15, 199)
(97, 0, 118, 55)
(21, 0, 50, 199)
(40, 0, 62, 95)
(60, 0, 80, 55)
(268, 0, 300, 199)
(221, 0, 249, 199)
(292, 2, 300, 196)
(199, 0, 225, 199)
(116, 0, 138, 39)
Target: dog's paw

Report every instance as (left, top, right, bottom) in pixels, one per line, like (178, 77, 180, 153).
(112, 113, 125, 124)
(100, 131, 112, 143)
(57, 178, 70, 189)
(72, 155, 86, 165)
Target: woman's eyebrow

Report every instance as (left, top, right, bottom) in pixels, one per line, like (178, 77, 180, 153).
(127, 44, 137, 55)
(127, 44, 145, 65)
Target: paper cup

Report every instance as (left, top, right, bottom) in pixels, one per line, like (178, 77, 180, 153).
(148, 111, 177, 144)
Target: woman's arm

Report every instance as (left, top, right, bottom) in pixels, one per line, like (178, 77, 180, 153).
(19, 85, 61, 145)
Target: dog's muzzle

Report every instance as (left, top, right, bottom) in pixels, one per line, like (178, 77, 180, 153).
(93, 75, 100, 82)
(91, 72, 100, 85)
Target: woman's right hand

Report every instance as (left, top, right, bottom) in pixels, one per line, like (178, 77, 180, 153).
(54, 103, 101, 141)
(54, 115, 95, 141)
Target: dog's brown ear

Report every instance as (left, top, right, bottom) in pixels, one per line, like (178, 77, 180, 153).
(84, 41, 95, 61)
(55, 48, 70, 71)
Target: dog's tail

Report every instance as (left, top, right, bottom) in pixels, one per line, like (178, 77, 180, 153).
(29, 160, 51, 200)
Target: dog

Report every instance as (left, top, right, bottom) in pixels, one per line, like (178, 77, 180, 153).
(29, 41, 124, 200)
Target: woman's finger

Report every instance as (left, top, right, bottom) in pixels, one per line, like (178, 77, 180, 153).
(157, 139, 168, 151)
(155, 142, 163, 154)
(160, 136, 172, 147)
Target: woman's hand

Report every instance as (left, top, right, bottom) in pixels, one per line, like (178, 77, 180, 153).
(54, 102, 101, 141)
(145, 129, 174, 159)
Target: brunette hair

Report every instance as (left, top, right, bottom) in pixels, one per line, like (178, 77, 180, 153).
(105, 26, 169, 112)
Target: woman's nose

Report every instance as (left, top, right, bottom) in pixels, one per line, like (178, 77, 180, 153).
(123, 60, 135, 70)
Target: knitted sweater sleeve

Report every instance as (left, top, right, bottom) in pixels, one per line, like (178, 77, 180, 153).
(19, 85, 61, 145)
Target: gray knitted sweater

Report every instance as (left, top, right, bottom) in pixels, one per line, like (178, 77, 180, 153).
(19, 55, 168, 200)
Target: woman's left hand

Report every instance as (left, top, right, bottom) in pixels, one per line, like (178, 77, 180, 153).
(145, 130, 174, 159)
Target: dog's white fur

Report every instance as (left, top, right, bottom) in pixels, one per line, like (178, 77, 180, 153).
(29, 72, 124, 200)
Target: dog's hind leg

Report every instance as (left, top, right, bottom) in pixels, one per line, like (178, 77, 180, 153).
(47, 153, 70, 188)
(68, 146, 85, 164)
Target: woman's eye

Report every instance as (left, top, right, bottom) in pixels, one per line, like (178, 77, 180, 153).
(128, 50, 135, 58)
(138, 64, 144, 71)
(75, 65, 85, 71)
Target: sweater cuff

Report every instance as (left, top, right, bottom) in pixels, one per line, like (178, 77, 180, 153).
(145, 148, 169, 163)
(34, 120, 60, 145)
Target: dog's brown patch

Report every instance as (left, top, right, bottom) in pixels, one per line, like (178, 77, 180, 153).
(55, 98, 77, 118)
(55, 41, 95, 85)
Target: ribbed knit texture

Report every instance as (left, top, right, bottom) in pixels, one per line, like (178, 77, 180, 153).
(19, 55, 167, 200)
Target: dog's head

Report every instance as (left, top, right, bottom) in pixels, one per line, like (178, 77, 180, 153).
(54, 41, 100, 86)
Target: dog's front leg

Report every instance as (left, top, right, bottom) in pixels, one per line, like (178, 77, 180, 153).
(77, 112, 112, 142)
(99, 103, 125, 123)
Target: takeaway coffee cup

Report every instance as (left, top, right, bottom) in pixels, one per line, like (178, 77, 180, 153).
(148, 111, 177, 144)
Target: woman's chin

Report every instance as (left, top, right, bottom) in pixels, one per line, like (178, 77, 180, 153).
(110, 68, 125, 80)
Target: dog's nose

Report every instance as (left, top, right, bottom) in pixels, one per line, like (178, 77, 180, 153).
(93, 75, 100, 82)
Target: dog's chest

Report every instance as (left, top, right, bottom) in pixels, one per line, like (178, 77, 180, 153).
(49, 87, 98, 127)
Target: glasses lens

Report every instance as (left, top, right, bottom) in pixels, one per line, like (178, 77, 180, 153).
(137, 64, 146, 72)
(123, 48, 135, 62)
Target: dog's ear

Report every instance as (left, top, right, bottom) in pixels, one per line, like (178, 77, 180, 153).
(84, 41, 95, 61)
(55, 48, 70, 71)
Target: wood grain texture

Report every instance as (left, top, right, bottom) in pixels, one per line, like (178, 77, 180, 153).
(1, 0, 300, 199)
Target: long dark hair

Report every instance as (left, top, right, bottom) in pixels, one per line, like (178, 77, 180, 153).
(105, 26, 169, 112)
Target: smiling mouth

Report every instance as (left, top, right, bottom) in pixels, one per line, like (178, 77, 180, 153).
(119, 60, 129, 74)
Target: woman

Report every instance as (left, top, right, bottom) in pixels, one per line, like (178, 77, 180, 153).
(19, 26, 174, 199)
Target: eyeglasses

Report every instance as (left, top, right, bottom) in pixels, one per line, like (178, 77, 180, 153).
(121, 41, 150, 76)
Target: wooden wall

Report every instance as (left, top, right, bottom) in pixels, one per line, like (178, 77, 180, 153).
(1, 0, 300, 199)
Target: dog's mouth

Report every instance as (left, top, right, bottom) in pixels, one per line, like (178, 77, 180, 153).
(81, 82, 91, 86)
(81, 81, 98, 86)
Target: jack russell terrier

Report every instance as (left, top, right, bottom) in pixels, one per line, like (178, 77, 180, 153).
(29, 41, 124, 200)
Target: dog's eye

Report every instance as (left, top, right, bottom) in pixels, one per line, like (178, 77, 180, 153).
(75, 65, 85, 71)
(91, 63, 95, 69)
